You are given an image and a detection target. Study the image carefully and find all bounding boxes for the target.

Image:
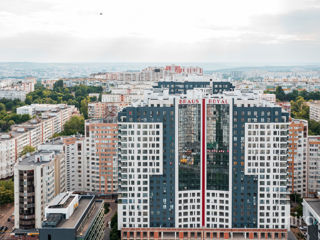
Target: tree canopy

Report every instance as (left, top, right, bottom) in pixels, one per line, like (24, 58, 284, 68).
(20, 145, 36, 156)
(0, 81, 102, 133)
(290, 96, 309, 120)
(270, 86, 320, 102)
(60, 115, 85, 136)
(0, 179, 14, 206)
(26, 82, 102, 119)
(110, 213, 121, 240)
(268, 87, 320, 135)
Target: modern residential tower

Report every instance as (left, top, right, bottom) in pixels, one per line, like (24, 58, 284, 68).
(117, 88, 290, 238)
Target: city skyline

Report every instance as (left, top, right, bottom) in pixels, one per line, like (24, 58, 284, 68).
(0, 0, 320, 63)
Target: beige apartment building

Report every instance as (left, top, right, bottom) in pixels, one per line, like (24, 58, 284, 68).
(85, 119, 118, 194)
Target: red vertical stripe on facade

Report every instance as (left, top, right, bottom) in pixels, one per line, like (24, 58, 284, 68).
(202, 98, 206, 227)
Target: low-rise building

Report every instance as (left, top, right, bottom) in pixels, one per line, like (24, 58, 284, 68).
(39, 192, 104, 240)
(303, 198, 320, 240)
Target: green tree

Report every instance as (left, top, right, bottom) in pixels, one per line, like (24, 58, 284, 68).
(110, 213, 120, 240)
(61, 115, 85, 135)
(90, 96, 97, 102)
(25, 95, 32, 105)
(8, 120, 15, 126)
(5, 101, 14, 111)
(275, 86, 286, 101)
(309, 120, 320, 135)
(0, 179, 14, 205)
(0, 103, 6, 112)
(20, 114, 30, 123)
(53, 80, 64, 91)
(20, 145, 36, 156)
(80, 97, 89, 119)
(290, 96, 309, 120)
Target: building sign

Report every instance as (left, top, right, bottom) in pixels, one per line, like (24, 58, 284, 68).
(178, 99, 200, 104)
(178, 99, 228, 104)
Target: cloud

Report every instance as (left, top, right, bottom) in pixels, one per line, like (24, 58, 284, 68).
(0, 0, 319, 63)
(253, 7, 320, 41)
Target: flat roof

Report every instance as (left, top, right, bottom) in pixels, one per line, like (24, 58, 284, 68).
(17, 150, 62, 166)
(305, 199, 320, 217)
(76, 201, 103, 237)
(57, 198, 91, 228)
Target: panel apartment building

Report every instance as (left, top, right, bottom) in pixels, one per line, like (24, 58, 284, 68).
(0, 104, 77, 179)
(36, 129, 119, 195)
(85, 119, 118, 194)
(117, 89, 290, 239)
(288, 119, 308, 196)
(287, 119, 320, 198)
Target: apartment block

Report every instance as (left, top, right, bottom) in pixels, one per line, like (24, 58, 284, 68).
(38, 137, 86, 193)
(0, 104, 77, 179)
(288, 119, 308, 196)
(62, 136, 87, 192)
(101, 93, 143, 104)
(14, 150, 66, 231)
(0, 78, 35, 101)
(307, 136, 320, 197)
(85, 119, 118, 194)
(88, 102, 127, 119)
(310, 102, 320, 122)
(117, 88, 290, 238)
(154, 81, 234, 94)
(0, 90, 28, 101)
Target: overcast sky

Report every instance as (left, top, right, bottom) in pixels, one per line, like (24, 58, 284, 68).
(0, 0, 319, 63)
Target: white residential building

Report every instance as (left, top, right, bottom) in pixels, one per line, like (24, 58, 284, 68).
(14, 150, 66, 230)
(307, 136, 320, 197)
(310, 102, 320, 122)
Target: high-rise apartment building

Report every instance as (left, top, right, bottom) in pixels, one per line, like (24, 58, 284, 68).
(88, 102, 127, 119)
(62, 136, 87, 192)
(307, 136, 320, 197)
(288, 119, 309, 196)
(14, 150, 66, 231)
(117, 89, 290, 238)
(85, 119, 118, 194)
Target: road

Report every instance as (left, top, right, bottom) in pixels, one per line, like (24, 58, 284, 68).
(288, 231, 298, 240)
(0, 203, 14, 240)
(104, 200, 117, 240)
